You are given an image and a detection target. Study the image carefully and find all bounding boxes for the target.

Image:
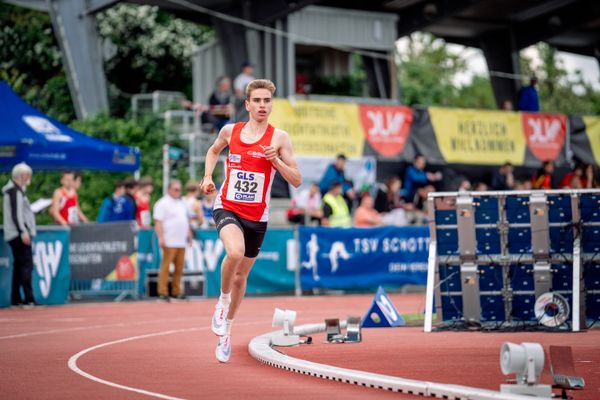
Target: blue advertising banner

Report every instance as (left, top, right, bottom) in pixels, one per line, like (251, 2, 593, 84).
(0, 227, 70, 307)
(299, 226, 430, 290)
(136, 228, 295, 297)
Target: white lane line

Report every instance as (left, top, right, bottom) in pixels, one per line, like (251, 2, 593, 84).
(67, 321, 263, 400)
(0, 316, 198, 340)
(68, 328, 198, 400)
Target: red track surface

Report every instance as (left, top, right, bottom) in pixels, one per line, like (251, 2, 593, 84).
(0, 293, 598, 399)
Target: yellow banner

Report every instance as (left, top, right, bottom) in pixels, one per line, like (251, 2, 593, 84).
(269, 99, 364, 158)
(429, 107, 526, 165)
(583, 116, 600, 165)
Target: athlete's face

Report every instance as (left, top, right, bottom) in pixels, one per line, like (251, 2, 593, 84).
(245, 88, 272, 122)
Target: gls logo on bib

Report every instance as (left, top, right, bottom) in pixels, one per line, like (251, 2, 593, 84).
(33, 241, 63, 298)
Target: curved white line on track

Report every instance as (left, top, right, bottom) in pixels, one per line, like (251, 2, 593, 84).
(67, 321, 262, 400)
(68, 328, 198, 400)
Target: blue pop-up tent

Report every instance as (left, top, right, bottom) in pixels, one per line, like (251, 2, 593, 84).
(0, 81, 140, 172)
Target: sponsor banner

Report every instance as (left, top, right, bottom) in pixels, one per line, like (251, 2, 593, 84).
(136, 228, 295, 297)
(269, 99, 365, 158)
(583, 116, 600, 166)
(299, 226, 429, 290)
(358, 105, 412, 157)
(429, 107, 527, 165)
(0, 227, 70, 307)
(522, 112, 566, 162)
(69, 222, 137, 280)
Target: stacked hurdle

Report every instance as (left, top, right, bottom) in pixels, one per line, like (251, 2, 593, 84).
(424, 189, 600, 332)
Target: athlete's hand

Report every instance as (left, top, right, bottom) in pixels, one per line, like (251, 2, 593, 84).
(200, 176, 216, 194)
(261, 145, 278, 162)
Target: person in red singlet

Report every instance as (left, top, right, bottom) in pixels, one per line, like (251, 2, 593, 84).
(135, 176, 154, 227)
(50, 171, 88, 225)
(201, 79, 301, 363)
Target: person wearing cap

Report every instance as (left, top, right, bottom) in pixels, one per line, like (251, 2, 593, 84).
(2, 163, 37, 307)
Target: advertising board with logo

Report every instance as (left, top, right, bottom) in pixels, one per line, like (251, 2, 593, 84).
(299, 226, 429, 290)
(522, 112, 566, 162)
(137, 228, 296, 297)
(0, 227, 70, 307)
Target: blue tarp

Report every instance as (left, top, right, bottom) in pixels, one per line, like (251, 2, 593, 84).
(0, 81, 140, 172)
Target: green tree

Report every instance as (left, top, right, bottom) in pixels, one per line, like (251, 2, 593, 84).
(97, 4, 214, 116)
(0, 115, 187, 224)
(520, 43, 600, 114)
(398, 33, 466, 106)
(0, 3, 75, 122)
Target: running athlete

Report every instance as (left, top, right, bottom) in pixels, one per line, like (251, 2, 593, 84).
(200, 79, 301, 363)
(50, 170, 88, 225)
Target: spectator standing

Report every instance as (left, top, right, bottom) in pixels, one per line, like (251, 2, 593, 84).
(135, 176, 154, 227)
(491, 162, 515, 190)
(97, 181, 127, 222)
(233, 62, 256, 123)
(2, 163, 37, 307)
(532, 160, 554, 189)
(50, 170, 88, 225)
(403, 154, 442, 202)
(183, 180, 204, 229)
(207, 76, 233, 132)
(318, 154, 355, 207)
(518, 76, 540, 112)
(321, 182, 352, 227)
(354, 192, 383, 227)
(122, 178, 138, 221)
(153, 180, 193, 301)
(233, 62, 255, 97)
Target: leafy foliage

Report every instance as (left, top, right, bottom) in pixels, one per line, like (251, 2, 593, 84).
(0, 115, 188, 224)
(398, 33, 467, 107)
(0, 4, 75, 122)
(521, 43, 600, 114)
(97, 4, 214, 116)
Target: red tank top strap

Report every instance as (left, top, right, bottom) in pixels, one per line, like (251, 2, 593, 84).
(259, 124, 275, 146)
(231, 122, 245, 144)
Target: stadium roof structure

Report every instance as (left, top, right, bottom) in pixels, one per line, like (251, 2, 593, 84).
(5, 0, 600, 116)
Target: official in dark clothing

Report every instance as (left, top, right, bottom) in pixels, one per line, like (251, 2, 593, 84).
(2, 163, 37, 307)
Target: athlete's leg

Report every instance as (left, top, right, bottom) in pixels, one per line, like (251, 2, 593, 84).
(228, 256, 256, 320)
(218, 223, 246, 293)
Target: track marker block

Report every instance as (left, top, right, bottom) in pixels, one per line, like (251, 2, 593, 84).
(361, 286, 405, 328)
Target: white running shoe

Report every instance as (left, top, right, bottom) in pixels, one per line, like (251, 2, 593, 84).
(211, 302, 228, 336)
(215, 334, 231, 363)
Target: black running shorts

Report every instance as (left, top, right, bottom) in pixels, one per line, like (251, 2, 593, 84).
(213, 208, 268, 258)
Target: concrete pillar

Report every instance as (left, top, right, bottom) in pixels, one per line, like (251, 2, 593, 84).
(480, 29, 522, 109)
(47, 0, 109, 119)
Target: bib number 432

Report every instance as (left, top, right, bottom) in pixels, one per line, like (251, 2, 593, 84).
(226, 170, 265, 203)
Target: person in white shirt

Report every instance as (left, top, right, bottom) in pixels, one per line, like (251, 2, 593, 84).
(153, 180, 193, 301)
(233, 62, 255, 97)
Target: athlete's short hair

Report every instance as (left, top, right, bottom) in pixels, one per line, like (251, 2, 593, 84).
(245, 79, 276, 99)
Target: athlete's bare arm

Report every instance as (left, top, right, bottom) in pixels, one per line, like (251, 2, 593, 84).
(201, 124, 233, 194)
(49, 189, 67, 225)
(263, 129, 302, 188)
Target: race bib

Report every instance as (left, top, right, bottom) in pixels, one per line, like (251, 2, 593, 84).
(226, 169, 265, 203)
(67, 206, 79, 224)
(140, 210, 151, 226)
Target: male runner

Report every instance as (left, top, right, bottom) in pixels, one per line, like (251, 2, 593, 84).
(200, 79, 301, 363)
